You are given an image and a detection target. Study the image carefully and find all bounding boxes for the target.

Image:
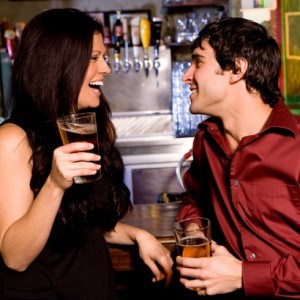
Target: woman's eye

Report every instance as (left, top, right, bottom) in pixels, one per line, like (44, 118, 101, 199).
(91, 55, 99, 62)
(103, 55, 109, 64)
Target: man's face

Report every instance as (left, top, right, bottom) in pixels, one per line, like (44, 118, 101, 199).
(182, 40, 232, 117)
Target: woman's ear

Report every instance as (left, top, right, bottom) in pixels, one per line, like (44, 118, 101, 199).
(230, 57, 248, 84)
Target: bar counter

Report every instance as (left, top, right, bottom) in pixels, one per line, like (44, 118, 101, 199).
(109, 202, 180, 271)
(109, 202, 201, 299)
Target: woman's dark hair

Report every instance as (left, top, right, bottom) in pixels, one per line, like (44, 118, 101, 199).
(193, 17, 283, 107)
(8, 8, 131, 246)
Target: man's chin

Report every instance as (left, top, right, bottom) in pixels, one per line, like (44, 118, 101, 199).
(190, 106, 204, 115)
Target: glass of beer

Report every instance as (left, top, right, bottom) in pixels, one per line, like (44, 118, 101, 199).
(173, 217, 211, 258)
(56, 112, 100, 184)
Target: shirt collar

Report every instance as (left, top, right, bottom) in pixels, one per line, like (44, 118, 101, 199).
(200, 99, 298, 138)
(262, 99, 298, 137)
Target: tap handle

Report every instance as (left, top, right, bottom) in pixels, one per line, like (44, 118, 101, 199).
(140, 18, 151, 50)
(122, 17, 129, 42)
(152, 17, 162, 46)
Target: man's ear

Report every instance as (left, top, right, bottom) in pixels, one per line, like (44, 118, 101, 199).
(230, 57, 248, 84)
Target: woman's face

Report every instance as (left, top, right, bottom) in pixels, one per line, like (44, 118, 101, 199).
(77, 32, 111, 110)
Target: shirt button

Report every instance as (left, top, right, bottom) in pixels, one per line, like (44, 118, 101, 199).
(250, 253, 256, 259)
(234, 179, 240, 186)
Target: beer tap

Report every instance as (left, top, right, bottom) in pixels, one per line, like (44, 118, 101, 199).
(113, 10, 123, 73)
(152, 18, 162, 78)
(122, 18, 131, 73)
(130, 16, 141, 72)
(140, 18, 151, 78)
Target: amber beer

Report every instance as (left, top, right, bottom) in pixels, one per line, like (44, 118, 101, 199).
(57, 112, 100, 184)
(173, 217, 211, 258)
(177, 236, 211, 258)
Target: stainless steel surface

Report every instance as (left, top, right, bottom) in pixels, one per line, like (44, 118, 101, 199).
(101, 45, 193, 204)
(176, 148, 193, 191)
(103, 45, 171, 114)
(117, 136, 193, 156)
(112, 112, 172, 138)
(124, 160, 191, 204)
(119, 136, 193, 204)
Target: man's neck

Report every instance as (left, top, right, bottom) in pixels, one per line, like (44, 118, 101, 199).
(221, 94, 273, 153)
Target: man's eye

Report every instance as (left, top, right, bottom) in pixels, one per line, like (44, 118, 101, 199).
(196, 60, 203, 67)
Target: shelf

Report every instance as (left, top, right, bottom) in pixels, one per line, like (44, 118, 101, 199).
(240, 0, 276, 10)
(162, 0, 228, 9)
(240, 0, 277, 23)
(165, 42, 193, 47)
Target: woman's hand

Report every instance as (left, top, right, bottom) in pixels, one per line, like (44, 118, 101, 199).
(104, 223, 173, 286)
(135, 230, 174, 286)
(176, 242, 242, 295)
(49, 142, 101, 190)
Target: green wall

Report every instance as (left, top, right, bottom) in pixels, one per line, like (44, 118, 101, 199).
(281, 0, 300, 114)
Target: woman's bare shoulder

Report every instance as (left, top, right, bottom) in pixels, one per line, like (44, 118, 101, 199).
(0, 123, 29, 152)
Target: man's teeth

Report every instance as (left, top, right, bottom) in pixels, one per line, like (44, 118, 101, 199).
(191, 89, 198, 94)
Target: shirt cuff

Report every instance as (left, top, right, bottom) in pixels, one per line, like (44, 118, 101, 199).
(242, 261, 274, 297)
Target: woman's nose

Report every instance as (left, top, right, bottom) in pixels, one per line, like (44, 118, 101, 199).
(99, 60, 111, 75)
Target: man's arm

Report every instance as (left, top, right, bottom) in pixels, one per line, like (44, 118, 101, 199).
(243, 254, 300, 298)
(176, 194, 202, 221)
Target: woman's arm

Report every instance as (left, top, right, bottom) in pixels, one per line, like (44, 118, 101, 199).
(104, 222, 173, 285)
(0, 124, 63, 271)
(0, 123, 100, 271)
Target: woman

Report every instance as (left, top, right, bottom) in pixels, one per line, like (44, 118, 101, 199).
(0, 8, 172, 299)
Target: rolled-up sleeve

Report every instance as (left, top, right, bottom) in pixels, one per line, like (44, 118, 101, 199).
(176, 194, 201, 221)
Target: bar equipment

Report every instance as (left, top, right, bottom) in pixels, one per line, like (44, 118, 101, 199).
(103, 26, 112, 47)
(130, 16, 141, 72)
(140, 18, 151, 77)
(4, 29, 15, 60)
(152, 17, 162, 79)
(113, 10, 123, 72)
(122, 18, 131, 73)
(0, 18, 9, 48)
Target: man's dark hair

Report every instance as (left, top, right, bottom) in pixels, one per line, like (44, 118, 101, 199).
(193, 17, 283, 107)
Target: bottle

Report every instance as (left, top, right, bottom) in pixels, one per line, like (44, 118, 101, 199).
(103, 26, 112, 47)
(112, 11, 123, 72)
(1, 18, 9, 48)
(113, 10, 123, 46)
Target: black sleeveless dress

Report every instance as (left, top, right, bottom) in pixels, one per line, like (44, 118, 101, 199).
(0, 228, 118, 300)
(0, 176, 122, 300)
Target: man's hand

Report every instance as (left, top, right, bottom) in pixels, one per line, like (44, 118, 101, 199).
(176, 242, 242, 295)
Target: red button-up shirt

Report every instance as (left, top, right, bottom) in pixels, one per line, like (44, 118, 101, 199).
(176, 99, 300, 298)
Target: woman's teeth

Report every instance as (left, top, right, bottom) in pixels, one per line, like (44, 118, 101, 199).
(89, 81, 103, 90)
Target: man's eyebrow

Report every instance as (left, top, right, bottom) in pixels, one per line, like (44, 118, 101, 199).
(191, 53, 205, 60)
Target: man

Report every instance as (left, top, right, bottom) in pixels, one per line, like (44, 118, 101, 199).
(175, 17, 300, 299)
